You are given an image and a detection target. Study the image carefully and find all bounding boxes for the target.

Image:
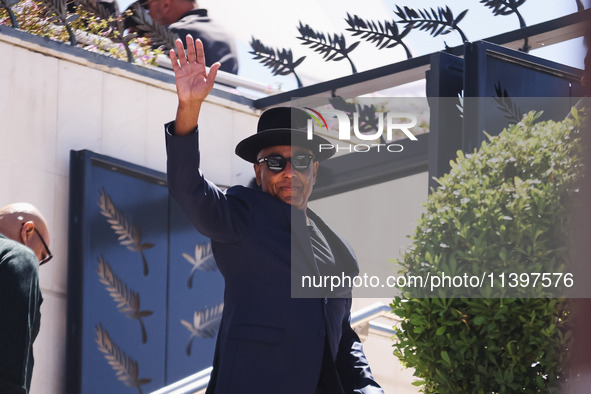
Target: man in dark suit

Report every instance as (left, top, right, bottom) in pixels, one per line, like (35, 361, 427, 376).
(164, 35, 383, 394)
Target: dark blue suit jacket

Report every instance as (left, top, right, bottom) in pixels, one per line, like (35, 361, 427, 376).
(166, 126, 383, 394)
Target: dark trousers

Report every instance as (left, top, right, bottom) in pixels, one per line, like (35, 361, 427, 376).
(315, 340, 344, 394)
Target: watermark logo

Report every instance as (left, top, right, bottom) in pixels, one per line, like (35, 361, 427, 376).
(303, 107, 418, 153)
(303, 107, 328, 132)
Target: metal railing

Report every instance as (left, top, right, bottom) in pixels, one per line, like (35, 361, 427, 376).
(150, 367, 213, 394)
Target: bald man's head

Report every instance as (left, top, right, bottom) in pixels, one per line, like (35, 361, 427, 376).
(0, 202, 51, 265)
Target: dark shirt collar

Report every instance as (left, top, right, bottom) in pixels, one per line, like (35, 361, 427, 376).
(179, 8, 208, 19)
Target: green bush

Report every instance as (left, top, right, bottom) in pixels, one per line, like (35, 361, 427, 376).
(391, 110, 584, 393)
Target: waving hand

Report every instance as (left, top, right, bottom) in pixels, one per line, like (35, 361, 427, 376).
(170, 35, 221, 136)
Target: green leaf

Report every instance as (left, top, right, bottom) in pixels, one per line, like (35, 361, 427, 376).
(436, 326, 446, 335)
(441, 350, 451, 365)
(499, 247, 507, 262)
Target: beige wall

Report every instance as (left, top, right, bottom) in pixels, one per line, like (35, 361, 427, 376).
(1, 30, 425, 393)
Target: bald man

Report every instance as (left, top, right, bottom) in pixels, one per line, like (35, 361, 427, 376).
(0, 203, 51, 394)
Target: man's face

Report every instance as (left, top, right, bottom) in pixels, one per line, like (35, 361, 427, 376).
(254, 145, 319, 211)
(19, 221, 52, 265)
(145, 0, 168, 25)
(31, 226, 51, 265)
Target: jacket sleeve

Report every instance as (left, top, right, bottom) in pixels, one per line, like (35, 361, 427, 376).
(165, 121, 250, 243)
(335, 299, 384, 394)
(0, 247, 41, 394)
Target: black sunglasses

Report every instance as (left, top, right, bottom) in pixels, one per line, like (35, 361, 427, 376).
(22, 223, 52, 265)
(257, 154, 315, 173)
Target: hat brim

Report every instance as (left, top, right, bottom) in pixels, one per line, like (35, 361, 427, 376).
(235, 128, 335, 163)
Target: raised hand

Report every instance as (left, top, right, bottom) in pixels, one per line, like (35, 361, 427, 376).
(170, 35, 221, 136)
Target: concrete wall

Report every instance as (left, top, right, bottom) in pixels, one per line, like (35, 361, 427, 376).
(1, 29, 426, 393)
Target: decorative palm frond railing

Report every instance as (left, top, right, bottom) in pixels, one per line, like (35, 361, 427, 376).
(345, 13, 412, 59)
(249, 1, 555, 85)
(1, 0, 585, 87)
(249, 37, 306, 88)
(250, 4, 460, 85)
(394, 5, 468, 44)
(479, 0, 529, 51)
(297, 21, 359, 74)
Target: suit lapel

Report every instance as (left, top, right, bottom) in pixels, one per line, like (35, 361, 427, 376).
(288, 205, 320, 275)
(307, 209, 359, 277)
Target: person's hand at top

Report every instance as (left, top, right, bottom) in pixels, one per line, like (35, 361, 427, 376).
(170, 34, 221, 136)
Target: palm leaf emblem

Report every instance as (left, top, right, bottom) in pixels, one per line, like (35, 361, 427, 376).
(479, 0, 529, 51)
(182, 242, 217, 288)
(493, 81, 524, 124)
(98, 187, 154, 276)
(345, 13, 412, 59)
(97, 256, 153, 343)
(249, 37, 306, 88)
(394, 5, 468, 43)
(297, 22, 359, 74)
(180, 303, 224, 356)
(479, 0, 526, 27)
(95, 324, 152, 393)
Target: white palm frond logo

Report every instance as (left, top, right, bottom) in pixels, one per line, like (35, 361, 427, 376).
(180, 302, 224, 356)
(97, 256, 153, 344)
(98, 187, 154, 276)
(182, 242, 217, 288)
(95, 324, 152, 393)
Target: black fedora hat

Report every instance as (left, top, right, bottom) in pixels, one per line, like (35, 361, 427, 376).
(235, 107, 335, 163)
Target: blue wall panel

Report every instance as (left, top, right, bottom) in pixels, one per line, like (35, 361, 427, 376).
(166, 200, 224, 384)
(66, 150, 224, 394)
